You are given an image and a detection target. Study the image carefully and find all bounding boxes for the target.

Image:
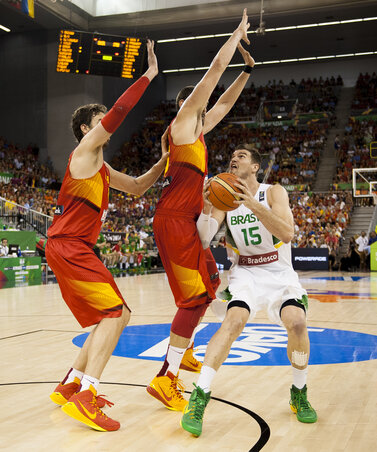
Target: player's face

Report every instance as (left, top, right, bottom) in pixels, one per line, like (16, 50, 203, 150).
(229, 149, 257, 178)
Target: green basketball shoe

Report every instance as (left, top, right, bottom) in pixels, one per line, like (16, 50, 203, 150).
(290, 385, 317, 423)
(181, 384, 211, 437)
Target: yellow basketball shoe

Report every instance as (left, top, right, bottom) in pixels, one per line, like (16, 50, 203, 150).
(147, 371, 188, 411)
(62, 386, 118, 432)
(179, 344, 202, 373)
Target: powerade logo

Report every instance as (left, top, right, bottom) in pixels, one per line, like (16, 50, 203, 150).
(72, 323, 377, 366)
(294, 256, 327, 262)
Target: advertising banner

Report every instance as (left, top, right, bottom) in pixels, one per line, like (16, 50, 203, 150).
(0, 256, 41, 289)
(292, 248, 328, 270)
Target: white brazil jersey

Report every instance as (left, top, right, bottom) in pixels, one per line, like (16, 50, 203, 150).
(225, 183, 292, 269)
(211, 183, 307, 326)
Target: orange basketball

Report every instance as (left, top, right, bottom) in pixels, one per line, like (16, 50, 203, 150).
(208, 172, 242, 211)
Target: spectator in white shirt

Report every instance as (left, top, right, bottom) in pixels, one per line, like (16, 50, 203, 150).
(355, 231, 369, 270)
(0, 238, 9, 257)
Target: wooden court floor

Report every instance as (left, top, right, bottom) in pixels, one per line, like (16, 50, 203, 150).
(0, 270, 376, 452)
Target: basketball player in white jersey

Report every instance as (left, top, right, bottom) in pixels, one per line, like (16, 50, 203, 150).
(181, 144, 317, 437)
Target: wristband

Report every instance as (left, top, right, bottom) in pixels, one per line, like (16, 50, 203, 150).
(243, 65, 253, 74)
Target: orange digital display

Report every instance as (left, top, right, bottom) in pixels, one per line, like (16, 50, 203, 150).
(56, 30, 146, 79)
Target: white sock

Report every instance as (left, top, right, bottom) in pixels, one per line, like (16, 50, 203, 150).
(65, 368, 83, 384)
(80, 374, 100, 392)
(292, 367, 308, 389)
(188, 325, 201, 348)
(197, 365, 217, 393)
(166, 345, 185, 375)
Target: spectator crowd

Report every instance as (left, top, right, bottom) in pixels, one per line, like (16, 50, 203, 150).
(1, 73, 377, 273)
(334, 118, 377, 185)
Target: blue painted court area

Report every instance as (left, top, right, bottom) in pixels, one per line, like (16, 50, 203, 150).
(308, 276, 369, 281)
(304, 276, 374, 281)
(72, 323, 377, 366)
(307, 289, 377, 297)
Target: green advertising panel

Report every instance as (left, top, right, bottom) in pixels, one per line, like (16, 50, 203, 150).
(0, 256, 42, 289)
(0, 172, 13, 183)
(0, 231, 36, 251)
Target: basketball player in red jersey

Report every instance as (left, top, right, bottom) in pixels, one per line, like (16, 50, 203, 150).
(147, 9, 256, 411)
(46, 41, 168, 432)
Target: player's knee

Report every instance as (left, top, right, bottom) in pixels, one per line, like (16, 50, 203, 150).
(224, 302, 249, 337)
(284, 315, 306, 337)
(171, 304, 206, 338)
(280, 300, 306, 335)
(225, 316, 246, 338)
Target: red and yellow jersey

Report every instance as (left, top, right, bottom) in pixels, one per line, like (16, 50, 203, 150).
(48, 155, 110, 247)
(156, 121, 208, 218)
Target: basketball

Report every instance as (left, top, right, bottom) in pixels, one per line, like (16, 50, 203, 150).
(208, 172, 242, 211)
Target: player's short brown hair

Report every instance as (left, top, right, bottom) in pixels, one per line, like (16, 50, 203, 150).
(235, 144, 261, 170)
(176, 85, 195, 110)
(71, 103, 107, 142)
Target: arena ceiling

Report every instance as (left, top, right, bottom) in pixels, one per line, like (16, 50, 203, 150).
(1, 0, 377, 71)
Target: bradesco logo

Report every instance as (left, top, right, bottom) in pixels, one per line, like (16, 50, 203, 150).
(72, 323, 377, 366)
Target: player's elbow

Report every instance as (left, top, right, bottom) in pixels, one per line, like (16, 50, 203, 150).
(132, 178, 148, 196)
(210, 58, 227, 74)
(282, 230, 294, 244)
(132, 182, 144, 196)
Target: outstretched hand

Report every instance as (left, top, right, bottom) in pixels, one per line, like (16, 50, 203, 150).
(236, 8, 250, 45)
(238, 43, 255, 67)
(146, 39, 158, 76)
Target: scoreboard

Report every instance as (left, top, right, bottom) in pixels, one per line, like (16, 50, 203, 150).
(56, 30, 147, 79)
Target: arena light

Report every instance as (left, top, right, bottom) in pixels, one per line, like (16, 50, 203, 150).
(318, 21, 339, 26)
(157, 16, 377, 43)
(335, 53, 355, 58)
(162, 51, 377, 73)
(0, 24, 11, 32)
(355, 51, 375, 56)
(295, 24, 316, 29)
(340, 18, 363, 23)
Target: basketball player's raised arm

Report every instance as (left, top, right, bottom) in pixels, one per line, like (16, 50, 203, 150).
(196, 180, 226, 249)
(235, 181, 294, 243)
(105, 129, 169, 196)
(203, 44, 255, 135)
(74, 40, 158, 155)
(172, 9, 250, 143)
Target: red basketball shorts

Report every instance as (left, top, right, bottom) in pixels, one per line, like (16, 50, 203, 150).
(46, 237, 130, 328)
(153, 212, 220, 308)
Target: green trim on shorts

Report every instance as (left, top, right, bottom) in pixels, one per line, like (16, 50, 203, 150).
(218, 286, 233, 302)
(297, 294, 308, 310)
